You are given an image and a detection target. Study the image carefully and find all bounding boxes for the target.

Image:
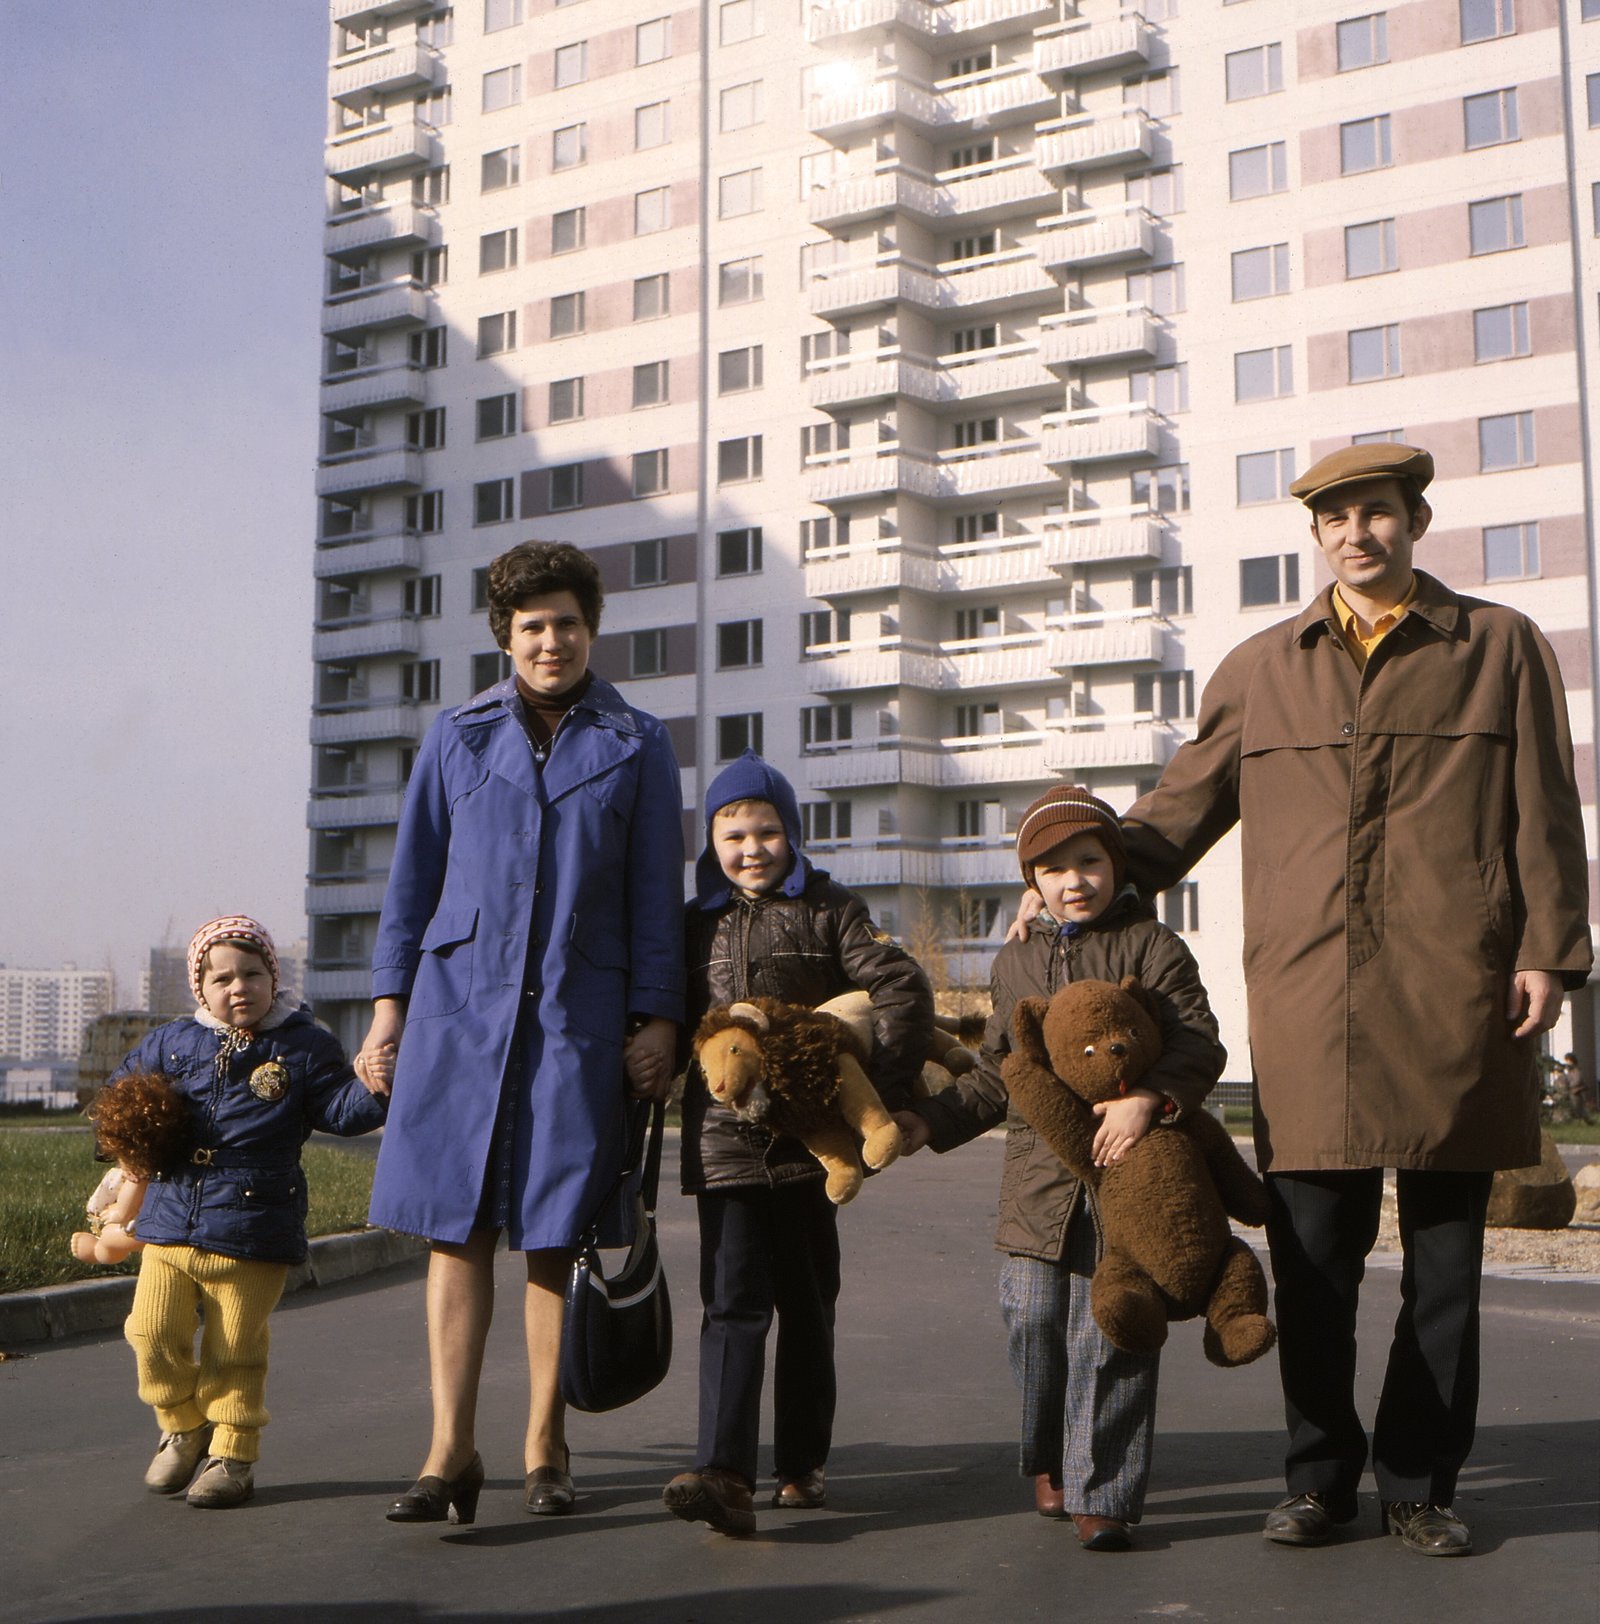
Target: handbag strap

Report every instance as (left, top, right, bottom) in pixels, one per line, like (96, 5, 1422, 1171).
(638, 1096, 665, 1214)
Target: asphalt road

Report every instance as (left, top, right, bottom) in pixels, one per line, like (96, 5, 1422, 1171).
(2, 1136, 1596, 1624)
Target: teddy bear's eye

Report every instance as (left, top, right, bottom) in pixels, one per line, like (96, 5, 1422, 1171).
(1083, 1045, 1095, 1057)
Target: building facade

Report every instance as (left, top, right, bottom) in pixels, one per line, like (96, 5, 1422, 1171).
(0, 966, 114, 1062)
(309, 0, 1600, 1071)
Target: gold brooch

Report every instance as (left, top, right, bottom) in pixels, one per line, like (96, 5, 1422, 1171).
(248, 1062, 290, 1102)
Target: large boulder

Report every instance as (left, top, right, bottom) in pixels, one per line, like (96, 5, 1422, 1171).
(1573, 1162, 1600, 1225)
(1487, 1133, 1575, 1230)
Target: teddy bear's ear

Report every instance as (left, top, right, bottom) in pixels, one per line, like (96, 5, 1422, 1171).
(1119, 976, 1160, 1024)
(727, 1001, 769, 1032)
(1010, 997, 1052, 1064)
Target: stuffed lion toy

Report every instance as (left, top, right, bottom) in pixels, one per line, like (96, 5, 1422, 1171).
(693, 997, 903, 1204)
(1002, 977, 1276, 1368)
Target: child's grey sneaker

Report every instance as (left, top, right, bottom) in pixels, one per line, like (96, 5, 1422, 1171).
(186, 1456, 255, 1509)
(143, 1425, 213, 1494)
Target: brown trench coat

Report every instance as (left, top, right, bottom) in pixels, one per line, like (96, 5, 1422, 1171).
(1122, 571, 1591, 1174)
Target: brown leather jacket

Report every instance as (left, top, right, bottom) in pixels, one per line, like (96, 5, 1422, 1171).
(912, 893, 1225, 1263)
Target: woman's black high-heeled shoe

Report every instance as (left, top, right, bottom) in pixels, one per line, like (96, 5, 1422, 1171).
(386, 1452, 485, 1525)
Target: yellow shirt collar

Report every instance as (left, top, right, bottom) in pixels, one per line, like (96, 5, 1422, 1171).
(1332, 577, 1417, 669)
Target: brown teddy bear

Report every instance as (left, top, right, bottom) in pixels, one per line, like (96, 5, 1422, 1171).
(1002, 977, 1276, 1368)
(693, 997, 903, 1204)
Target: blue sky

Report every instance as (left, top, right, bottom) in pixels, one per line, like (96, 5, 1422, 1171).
(2, 3, 331, 996)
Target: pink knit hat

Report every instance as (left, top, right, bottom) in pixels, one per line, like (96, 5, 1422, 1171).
(187, 916, 280, 1004)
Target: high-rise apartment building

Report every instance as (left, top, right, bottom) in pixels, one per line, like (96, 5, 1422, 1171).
(0, 965, 114, 1061)
(309, 0, 1600, 1067)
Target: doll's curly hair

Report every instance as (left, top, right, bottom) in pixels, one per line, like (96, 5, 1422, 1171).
(86, 1072, 193, 1180)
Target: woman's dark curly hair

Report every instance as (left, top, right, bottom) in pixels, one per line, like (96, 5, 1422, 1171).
(86, 1072, 193, 1180)
(487, 541, 605, 647)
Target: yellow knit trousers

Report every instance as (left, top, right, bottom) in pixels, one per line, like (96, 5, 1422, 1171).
(124, 1245, 287, 1464)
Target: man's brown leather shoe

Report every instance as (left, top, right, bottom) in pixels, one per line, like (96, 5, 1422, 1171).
(1263, 1491, 1358, 1545)
(1382, 1501, 1472, 1556)
(663, 1468, 757, 1536)
(1034, 1474, 1066, 1518)
(772, 1468, 826, 1509)
(1071, 1514, 1131, 1551)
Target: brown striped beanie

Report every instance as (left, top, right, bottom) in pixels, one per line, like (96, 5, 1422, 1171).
(1015, 786, 1127, 891)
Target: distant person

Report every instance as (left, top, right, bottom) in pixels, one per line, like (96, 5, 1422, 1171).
(355, 541, 684, 1526)
(1561, 1053, 1592, 1124)
(898, 786, 1226, 1551)
(658, 753, 932, 1536)
(105, 916, 385, 1508)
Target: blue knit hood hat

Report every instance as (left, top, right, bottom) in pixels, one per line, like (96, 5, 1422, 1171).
(693, 750, 815, 909)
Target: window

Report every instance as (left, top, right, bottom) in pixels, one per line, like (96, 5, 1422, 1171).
(1337, 13, 1388, 69)
(717, 713, 763, 760)
(482, 64, 522, 111)
(636, 16, 670, 63)
(1161, 883, 1199, 935)
(481, 145, 520, 191)
(951, 232, 997, 261)
(1225, 43, 1282, 100)
(410, 246, 447, 287)
(1229, 141, 1288, 198)
(950, 326, 998, 355)
(474, 477, 514, 525)
(404, 575, 442, 617)
(471, 651, 512, 691)
(1483, 521, 1539, 580)
(801, 703, 852, 750)
(632, 360, 668, 407)
(1348, 323, 1402, 382)
(718, 436, 763, 483)
(405, 490, 443, 532)
(636, 100, 669, 149)
(417, 11, 452, 47)
(476, 393, 517, 440)
(949, 417, 997, 451)
(415, 87, 452, 127)
(800, 803, 852, 845)
(401, 659, 441, 704)
(800, 515, 849, 555)
(552, 122, 586, 169)
(717, 528, 763, 576)
(485, 0, 522, 30)
(1464, 88, 1518, 149)
(718, 346, 764, 394)
(954, 511, 1000, 544)
(1237, 448, 1295, 504)
(632, 539, 667, 586)
(1234, 345, 1293, 402)
(1585, 0, 1600, 17)
(1474, 303, 1531, 362)
(956, 898, 1003, 940)
(1589, 73, 1600, 126)
(477, 311, 516, 356)
(801, 608, 851, 652)
(1130, 363, 1189, 414)
(550, 464, 584, 510)
(409, 326, 448, 368)
(633, 273, 669, 320)
(1352, 428, 1406, 445)
(1340, 114, 1392, 173)
(1240, 553, 1301, 608)
(1125, 166, 1184, 213)
(1479, 411, 1535, 470)
(1593, 180, 1600, 231)
(953, 701, 1001, 738)
(1344, 218, 1398, 277)
(721, 0, 761, 42)
(1460, 0, 1515, 42)
(549, 377, 583, 422)
(551, 207, 585, 254)
(1134, 565, 1193, 616)
(948, 141, 996, 172)
(719, 168, 762, 218)
(632, 450, 669, 497)
(634, 187, 670, 234)
(1126, 263, 1186, 314)
(802, 421, 850, 461)
(718, 256, 764, 305)
(549, 292, 584, 337)
(954, 605, 1001, 641)
(721, 81, 762, 130)
(479, 228, 517, 273)
(1123, 69, 1180, 116)
(1133, 462, 1190, 512)
(553, 42, 586, 88)
(1469, 194, 1524, 253)
(717, 619, 763, 669)
(1231, 242, 1290, 300)
(631, 630, 667, 678)
(1134, 669, 1196, 719)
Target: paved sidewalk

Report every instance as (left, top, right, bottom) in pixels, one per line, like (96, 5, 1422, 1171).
(2, 1136, 1595, 1623)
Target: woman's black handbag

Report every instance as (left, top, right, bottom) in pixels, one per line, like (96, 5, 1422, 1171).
(559, 1097, 672, 1413)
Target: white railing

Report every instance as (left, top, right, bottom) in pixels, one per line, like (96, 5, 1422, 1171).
(309, 705, 424, 745)
(313, 530, 422, 577)
(330, 41, 439, 99)
(311, 615, 422, 661)
(1041, 402, 1162, 463)
(324, 121, 435, 180)
(307, 791, 405, 829)
(320, 283, 428, 335)
(324, 202, 439, 255)
(1036, 110, 1156, 172)
(1036, 204, 1157, 268)
(314, 449, 422, 497)
(320, 365, 426, 413)
(304, 881, 391, 916)
(1046, 617, 1164, 668)
(1038, 304, 1159, 367)
(1034, 14, 1154, 79)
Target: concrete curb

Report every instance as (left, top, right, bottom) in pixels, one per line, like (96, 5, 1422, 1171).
(0, 1228, 428, 1351)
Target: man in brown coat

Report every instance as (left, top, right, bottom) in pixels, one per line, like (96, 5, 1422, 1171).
(1119, 442, 1591, 1556)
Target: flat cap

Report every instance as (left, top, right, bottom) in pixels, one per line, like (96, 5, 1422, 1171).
(1288, 442, 1434, 508)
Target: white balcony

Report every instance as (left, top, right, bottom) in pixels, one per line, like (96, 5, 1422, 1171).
(304, 968, 374, 1002)
(1036, 111, 1156, 174)
(325, 122, 436, 183)
(1034, 15, 1155, 80)
(320, 364, 427, 414)
(809, 262, 933, 317)
(807, 0, 1052, 43)
(1039, 306, 1160, 369)
(310, 704, 425, 745)
(1040, 511, 1164, 568)
(940, 639, 1055, 689)
(936, 846, 1022, 886)
(806, 357, 921, 409)
(929, 254, 1058, 312)
(812, 846, 931, 888)
(808, 160, 1054, 229)
(941, 539, 1059, 593)
(805, 647, 940, 691)
(315, 449, 423, 497)
(331, 42, 441, 104)
(803, 548, 941, 599)
(807, 0, 929, 41)
(808, 171, 934, 228)
(314, 529, 424, 578)
(307, 791, 405, 829)
(320, 283, 429, 336)
(331, 0, 431, 22)
(1044, 722, 1172, 773)
(937, 739, 1055, 786)
(325, 203, 440, 257)
(807, 77, 944, 138)
(312, 615, 423, 661)
(806, 349, 1056, 413)
(1041, 403, 1161, 464)
(804, 451, 911, 503)
(1047, 618, 1165, 669)
(803, 745, 941, 790)
(941, 67, 1054, 128)
(305, 881, 390, 916)
(1037, 206, 1157, 269)
(804, 443, 1060, 507)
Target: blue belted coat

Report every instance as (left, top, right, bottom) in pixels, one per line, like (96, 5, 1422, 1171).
(367, 675, 685, 1247)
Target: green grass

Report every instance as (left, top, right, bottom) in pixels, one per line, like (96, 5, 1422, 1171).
(0, 1129, 377, 1295)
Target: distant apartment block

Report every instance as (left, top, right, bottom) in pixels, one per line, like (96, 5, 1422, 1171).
(0, 966, 113, 1062)
(308, 0, 1600, 1067)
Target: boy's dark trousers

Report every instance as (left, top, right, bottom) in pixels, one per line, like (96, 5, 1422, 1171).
(695, 1180, 841, 1488)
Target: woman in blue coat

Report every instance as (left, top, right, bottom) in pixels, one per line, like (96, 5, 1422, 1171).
(356, 541, 684, 1525)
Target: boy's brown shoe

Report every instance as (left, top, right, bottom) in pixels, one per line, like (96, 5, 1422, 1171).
(663, 1468, 756, 1536)
(143, 1425, 213, 1494)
